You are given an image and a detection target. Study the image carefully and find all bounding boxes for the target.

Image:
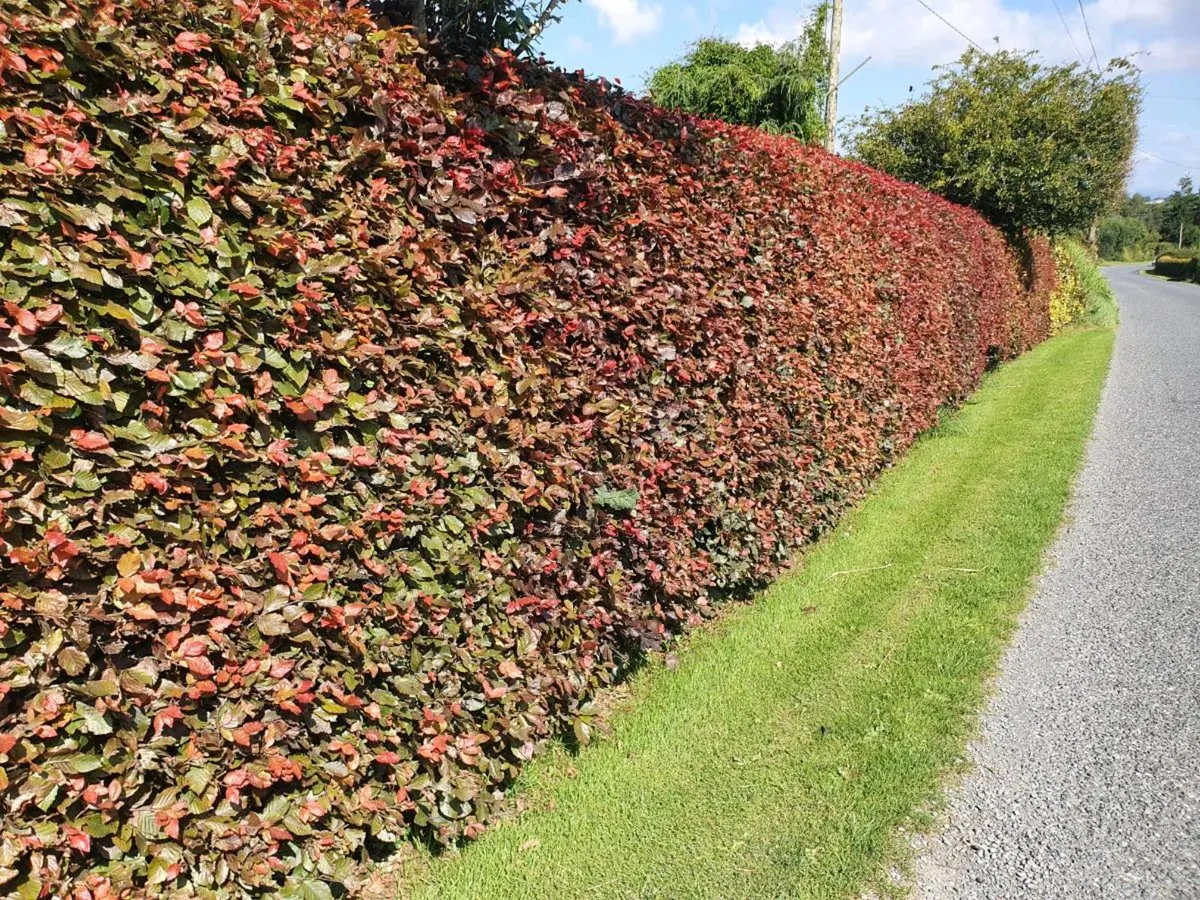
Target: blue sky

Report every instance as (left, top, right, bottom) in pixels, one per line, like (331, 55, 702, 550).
(531, 0, 1200, 197)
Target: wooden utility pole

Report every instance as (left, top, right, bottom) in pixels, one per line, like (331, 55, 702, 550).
(824, 0, 843, 153)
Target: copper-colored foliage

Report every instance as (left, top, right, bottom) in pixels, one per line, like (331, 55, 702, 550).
(0, 0, 1055, 894)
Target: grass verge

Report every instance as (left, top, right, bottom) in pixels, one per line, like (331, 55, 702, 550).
(397, 325, 1114, 900)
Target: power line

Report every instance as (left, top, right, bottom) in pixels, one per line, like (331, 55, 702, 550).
(838, 55, 872, 88)
(913, 0, 991, 56)
(1137, 148, 1199, 171)
(1076, 0, 1101, 72)
(1050, 0, 1086, 68)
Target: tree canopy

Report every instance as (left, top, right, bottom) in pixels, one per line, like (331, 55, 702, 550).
(1159, 176, 1200, 246)
(362, 0, 567, 57)
(1099, 180, 1200, 259)
(1097, 215, 1153, 261)
(849, 50, 1142, 236)
(646, 6, 830, 144)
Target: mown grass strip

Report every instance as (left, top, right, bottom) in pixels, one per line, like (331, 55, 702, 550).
(400, 326, 1114, 900)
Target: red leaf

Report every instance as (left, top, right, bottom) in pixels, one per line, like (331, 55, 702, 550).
(129, 249, 154, 272)
(174, 31, 211, 53)
(228, 281, 261, 297)
(64, 827, 90, 854)
(153, 710, 183, 734)
(71, 430, 111, 451)
(23, 145, 52, 174)
(5, 301, 39, 335)
(35, 304, 63, 325)
(126, 603, 161, 621)
(498, 659, 522, 679)
(268, 551, 293, 584)
(174, 300, 207, 327)
(186, 655, 216, 677)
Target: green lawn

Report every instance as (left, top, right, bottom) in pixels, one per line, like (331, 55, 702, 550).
(399, 325, 1114, 900)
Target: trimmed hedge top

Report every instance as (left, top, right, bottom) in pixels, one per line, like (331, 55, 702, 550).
(0, 0, 1053, 895)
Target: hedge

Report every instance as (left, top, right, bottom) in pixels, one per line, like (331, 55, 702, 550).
(1050, 242, 1086, 332)
(0, 0, 1054, 895)
(1154, 252, 1200, 281)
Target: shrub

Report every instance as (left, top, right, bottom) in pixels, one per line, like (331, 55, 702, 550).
(849, 49, 1142, 238)
(1154, 254, 1200, 280)
(1153, 241, 1196, 259)
(1052, 239, 1115, 329)
(646, 18, 829, 143)
(0, 0, 1052, 895)
(1050, 243, 1086, 332)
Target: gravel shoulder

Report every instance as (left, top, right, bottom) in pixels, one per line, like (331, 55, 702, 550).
(910, 265, 1200, 899)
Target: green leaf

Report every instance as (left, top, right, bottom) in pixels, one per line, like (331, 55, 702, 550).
(48, 753, 104, 774)
(279, 878, 335, 900)
(75, 704, 113, 735)
(74, 470, 102, 492)
(186, 197, 213, 225)
(170, 371, 210, 392)
(45, 334, 90, 359)
(594, 486, 639, 512)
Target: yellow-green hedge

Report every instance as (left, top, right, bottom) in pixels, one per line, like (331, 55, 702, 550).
(1154, 254, 1200, 280)
(1050, 243, 1087, 333)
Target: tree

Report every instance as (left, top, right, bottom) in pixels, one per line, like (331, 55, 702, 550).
(1159, 177, 1200, 246)
(1097, 216, 1151, 260)
(849, 50, 1142, 236)
(646, 5, 830, 144)
(1118, 192, 1163, 237)
(362, 0, 569, 57)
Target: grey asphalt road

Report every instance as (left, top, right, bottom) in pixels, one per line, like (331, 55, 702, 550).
(910, 265, 1200, 899)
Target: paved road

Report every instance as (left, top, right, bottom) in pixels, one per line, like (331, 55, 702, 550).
(911, 265, 1200, 899)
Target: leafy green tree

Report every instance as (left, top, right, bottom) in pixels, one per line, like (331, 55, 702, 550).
(1160, 177, 1200, 246)
(363, 0, 569, 57)
(1097, 216, 1152, 260)
(849, 50, 1142, 236)
(1118, 192, 1163, 236)
(646, 5, 830, 143)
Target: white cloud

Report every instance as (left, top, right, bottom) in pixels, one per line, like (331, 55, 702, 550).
(735, 21, 785, 47)
(735, 0, 1200, 74)
(586, 0, 664, 44)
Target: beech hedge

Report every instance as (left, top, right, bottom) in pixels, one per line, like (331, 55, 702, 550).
(0, 0, 1055, 895)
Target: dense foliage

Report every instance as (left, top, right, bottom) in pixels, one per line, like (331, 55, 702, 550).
(1049, 242, 1089, 332)
(1097, 215, 1153, 261)
(1050, 245, 1084, 333)
(1153, 248, 1200, 283)
(0, 0, 1054, 895)
(1157, 177, 1200, 248)
(850, 50, 1142, 237)
(1099, 185, 1200, 260)
(1061, 240, 1119, 328)
(362, 0, 567, 57)
(647, 9, 829, 143)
